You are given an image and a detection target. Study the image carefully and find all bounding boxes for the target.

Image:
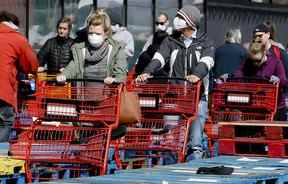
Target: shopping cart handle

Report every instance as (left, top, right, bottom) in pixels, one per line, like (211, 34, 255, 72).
(146, 77, 191, 82)
(227, 76, 271, 83)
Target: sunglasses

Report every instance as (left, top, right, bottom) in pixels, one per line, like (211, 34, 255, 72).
(156, 21, 166, 25)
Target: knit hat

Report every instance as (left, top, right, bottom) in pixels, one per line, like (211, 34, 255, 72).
(177, 5, 201, 29)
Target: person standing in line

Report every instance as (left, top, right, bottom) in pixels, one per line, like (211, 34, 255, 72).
(213, 28, 247, 81)
(0, 11, 38, 142)
(137, 5, 215, 160)
(37, 16, 74, 74)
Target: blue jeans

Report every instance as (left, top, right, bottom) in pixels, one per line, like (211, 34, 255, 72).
(0, 100, 15, 142)
(188, 98, 208, 151)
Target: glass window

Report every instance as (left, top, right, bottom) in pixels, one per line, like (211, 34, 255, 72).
(29, 0, 61, 50)
(98, 0, 124, 26)
(155, 0, 178, 31)
(272, 0, 288, 5)
(183, 0, 206, 32)
(127, 0, 152, 64)
(251, 0, 270, 3)
(0, 0, 27, 35)
(64, 0, 93, 39)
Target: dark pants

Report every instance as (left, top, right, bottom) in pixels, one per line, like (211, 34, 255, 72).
(0, 100, 15, 142)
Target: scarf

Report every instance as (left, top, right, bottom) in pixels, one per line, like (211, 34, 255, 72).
(85, 41, 109, 64)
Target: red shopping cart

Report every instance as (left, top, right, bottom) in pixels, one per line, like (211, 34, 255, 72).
(211, 77, 279, 121)
(23, 79, 122, 127)
(132, 77, 201, 117)
(9, 121, 111, 182)
(112, 77, 200, 169)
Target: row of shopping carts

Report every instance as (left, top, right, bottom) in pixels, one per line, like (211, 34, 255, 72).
(9, 73, 279, 182)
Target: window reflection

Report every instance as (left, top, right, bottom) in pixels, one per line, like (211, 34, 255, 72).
(0, 0, 26, 35)
(99, 0, 124, 26)
(127, 0, 152, 63)
(29, 0, 61, 50)
(64, 0, 93, 39)
(156, 0, 178, 31)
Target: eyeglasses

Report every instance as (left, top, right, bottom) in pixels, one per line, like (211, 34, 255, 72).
(155, 21, 166, 25)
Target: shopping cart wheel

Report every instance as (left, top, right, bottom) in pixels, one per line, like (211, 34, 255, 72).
(111, 124, 127, 140)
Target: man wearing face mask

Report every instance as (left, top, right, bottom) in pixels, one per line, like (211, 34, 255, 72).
(137, 5, 214, 160)
(56, 10, 127, 85)
(142, 13, 172, 52)
(37, 17, 74, 74)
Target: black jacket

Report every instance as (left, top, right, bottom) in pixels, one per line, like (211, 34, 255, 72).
(38, 36, 74, 73)
(144, 32, 214, 80)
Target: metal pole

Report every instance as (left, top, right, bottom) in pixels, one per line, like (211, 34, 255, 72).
(60, 0, 64, 17)
(93, 0, 98, 10)
(124, 0, 128, 26)
(25, 0, 30, 39)
(152, 0, 156, 33)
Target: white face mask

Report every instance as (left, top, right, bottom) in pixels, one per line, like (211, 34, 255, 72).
(156, 24, 167, 31)
(173, 17, 187, 30)
(88, 33, 104, 48)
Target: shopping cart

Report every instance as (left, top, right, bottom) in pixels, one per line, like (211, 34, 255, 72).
(211, 77, 279, 121)
(23, 79, 123, 127)
(9, 121, 111, 181)
(132, 77, 201, 116)
(12, 78, 123, 182)
(112, 78, 201, 169)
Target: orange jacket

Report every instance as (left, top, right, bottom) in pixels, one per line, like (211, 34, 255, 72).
(0, 23, 38, 110)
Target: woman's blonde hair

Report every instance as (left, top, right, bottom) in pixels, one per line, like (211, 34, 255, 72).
(87, 9, 112, 37)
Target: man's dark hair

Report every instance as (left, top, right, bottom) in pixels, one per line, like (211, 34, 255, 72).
(0, 11, 19, 26)
(56, 16, 72, 32)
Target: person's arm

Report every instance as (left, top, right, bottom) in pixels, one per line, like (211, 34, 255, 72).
(125, 31, 134, 58)
(37, 40, 50, 67)
(62, 47, 81, 79)
(143, 37, 171, 75)
(18, 38, 38, 74)
(275, 59, 288, 87)
(192, 40, 215, 80)
(142, 35, 153, 52)
(112, 47, 128, 83)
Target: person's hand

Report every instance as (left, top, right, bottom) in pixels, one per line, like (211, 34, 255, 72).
(38, 67, 45, 72)
(135, 73, 152, 83)
(270, 75, 280, 84)
(219, 73, 229, 82)
(186, 74, 200, 83)
(59, 68, 65, 72)
(56, 74, 66, 83)
(104, 77, 115, 84)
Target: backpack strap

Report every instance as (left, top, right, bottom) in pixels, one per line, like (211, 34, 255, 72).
(272, 45, 281, 61)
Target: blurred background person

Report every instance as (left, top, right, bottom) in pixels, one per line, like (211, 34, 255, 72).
(0, 11, 38, 142)
(213, 28, 247, 81)
(142, 12, 172, 52)
(37, 16, 74, 74)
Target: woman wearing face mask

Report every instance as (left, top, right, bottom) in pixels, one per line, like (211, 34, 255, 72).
(57, 10, 127, 84)
(233, 37, 288, 120)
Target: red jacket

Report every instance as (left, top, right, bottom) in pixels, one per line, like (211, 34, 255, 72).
(0, 23, 38, 110)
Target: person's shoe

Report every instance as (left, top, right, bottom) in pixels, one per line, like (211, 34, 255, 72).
(186, 149, 203, 161)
